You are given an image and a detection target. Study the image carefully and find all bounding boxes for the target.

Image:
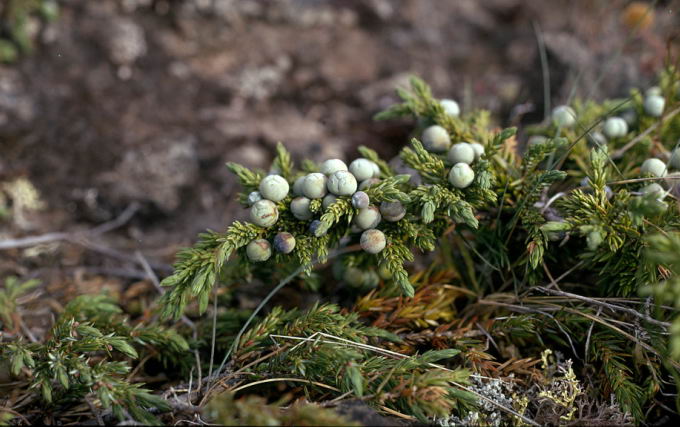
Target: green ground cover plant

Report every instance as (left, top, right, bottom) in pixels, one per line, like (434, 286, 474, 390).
(2, 67, 680, 424)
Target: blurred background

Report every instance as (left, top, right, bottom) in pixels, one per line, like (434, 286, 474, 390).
(0, 0, 678, 298)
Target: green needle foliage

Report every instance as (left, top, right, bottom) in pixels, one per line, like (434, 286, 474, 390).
(0, 292, 187, 424)
(0, 0, 59, 63)
(5, 68, 680, 424)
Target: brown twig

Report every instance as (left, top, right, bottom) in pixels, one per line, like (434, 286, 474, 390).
(535, 286, 671, 329)
(611, 106, 680, 159)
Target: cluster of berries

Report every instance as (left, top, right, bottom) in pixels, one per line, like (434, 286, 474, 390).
(638, 147, 680, 202)
(550, 86, 667, 144)
(244, 157, 399, 262)
(417, 99, 485, 188)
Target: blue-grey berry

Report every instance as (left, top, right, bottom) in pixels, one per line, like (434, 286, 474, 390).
(293, 176, 306, 196)
(644, 95, 665, 117)
(586, 231, 603, 251)
(309, 219, 327, 237)
(246, 239, 272, 262)
(371, 162, 381, 178)
(603, 117, 628, 138)
(640, 158, 667, 177)
(447, 142, 475, 165)
(528, 135, 547, 147)
(671, 148, 680, 170)
(259, 175, 289, 202)
(440, 99, 460, 117)
(343, 267, 365, 287)
(552, 105, 576, 127)
(380, 201, 406, 222)
(290, 197, 313, 220)
(352, 191, 370, 209)
(448, 163, 475, 189)
(641, 183, 665, 200)
(621, 109, 637, 126)
(250, 200, 279, 228)
(349, 158, 377, 182)
(273, 232, 296, 254)
(646, 86, 662, 97)
(422, 125, 451, 153)
(302, 173, 328, 199)
(354, 206, 381, 230)
(587, 131, 607, 147)
(320, 159, 348, 176)
(247, 191, 262, 206)
(360, 229, 387, 254)
(470, 143, 484, 161)
(327, 170, 358, 196)
(322, 194, 337, 210)
(358, 178, 381, 191)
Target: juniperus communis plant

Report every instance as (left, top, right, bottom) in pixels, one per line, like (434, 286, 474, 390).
(0, 289, 189, 424)
(4, 67, 680, 424)
(156, 70, 680, 424)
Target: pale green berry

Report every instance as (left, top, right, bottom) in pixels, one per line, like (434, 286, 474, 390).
(470, 143, 484, 161)
(643, 95, 665, 117)
(621, 109, 637, 126)
(246, 239, 272, 262)
(528, 135, 547, 146)
(587, 131, 607, 147)
(293, 176, 306, 196)
(448, 163, 475, 189)
(447, 142, 475, 165)
(360, 229, 387, 254)
(250, 200, 279, 227)
(640, 158, 667, 177)
(322, 194, 337, 210)
(320, 159, 348, 176)
(309, 219, 326, 237)
(343, 267, 365, 287)
(352, 191, 370, 209)
(422, 125, 451, 153)
(641, 183, 666, 200)
(371, 162, 381, 178)
(363, 270, 380, 288)
(603, 117, 628, 138)
(302, 173, 328, 199)
(380, 201, 406, 222)
(247, 191, 262, 206)
(378, 263, 393, 280)
(290, 197, 313, 220)
(273, 232, 296, 254)
(349, 158, 377, 182)
(586, 231, 603, 251)
(440, 99, 460, 117)
(646, 86, 662, 97)
(552, 105, 576, 127)
(327, 170, 357, 196)
(671, 148, 680, 170)
(358, 178, 381, 190)
(354, 206, 381, 230)
(259, 175, 289, 202)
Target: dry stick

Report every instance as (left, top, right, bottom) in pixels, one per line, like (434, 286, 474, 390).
(584, 306, 603, 362)
(540, 301, 680, 370)
(534, 286, 671, 329)
(229, 377, 340, 395)
(612, 106, 680, 159)
(608, 175, 680, 186)
(0, 202, 139, 250)
(135, 250, 196, 330)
